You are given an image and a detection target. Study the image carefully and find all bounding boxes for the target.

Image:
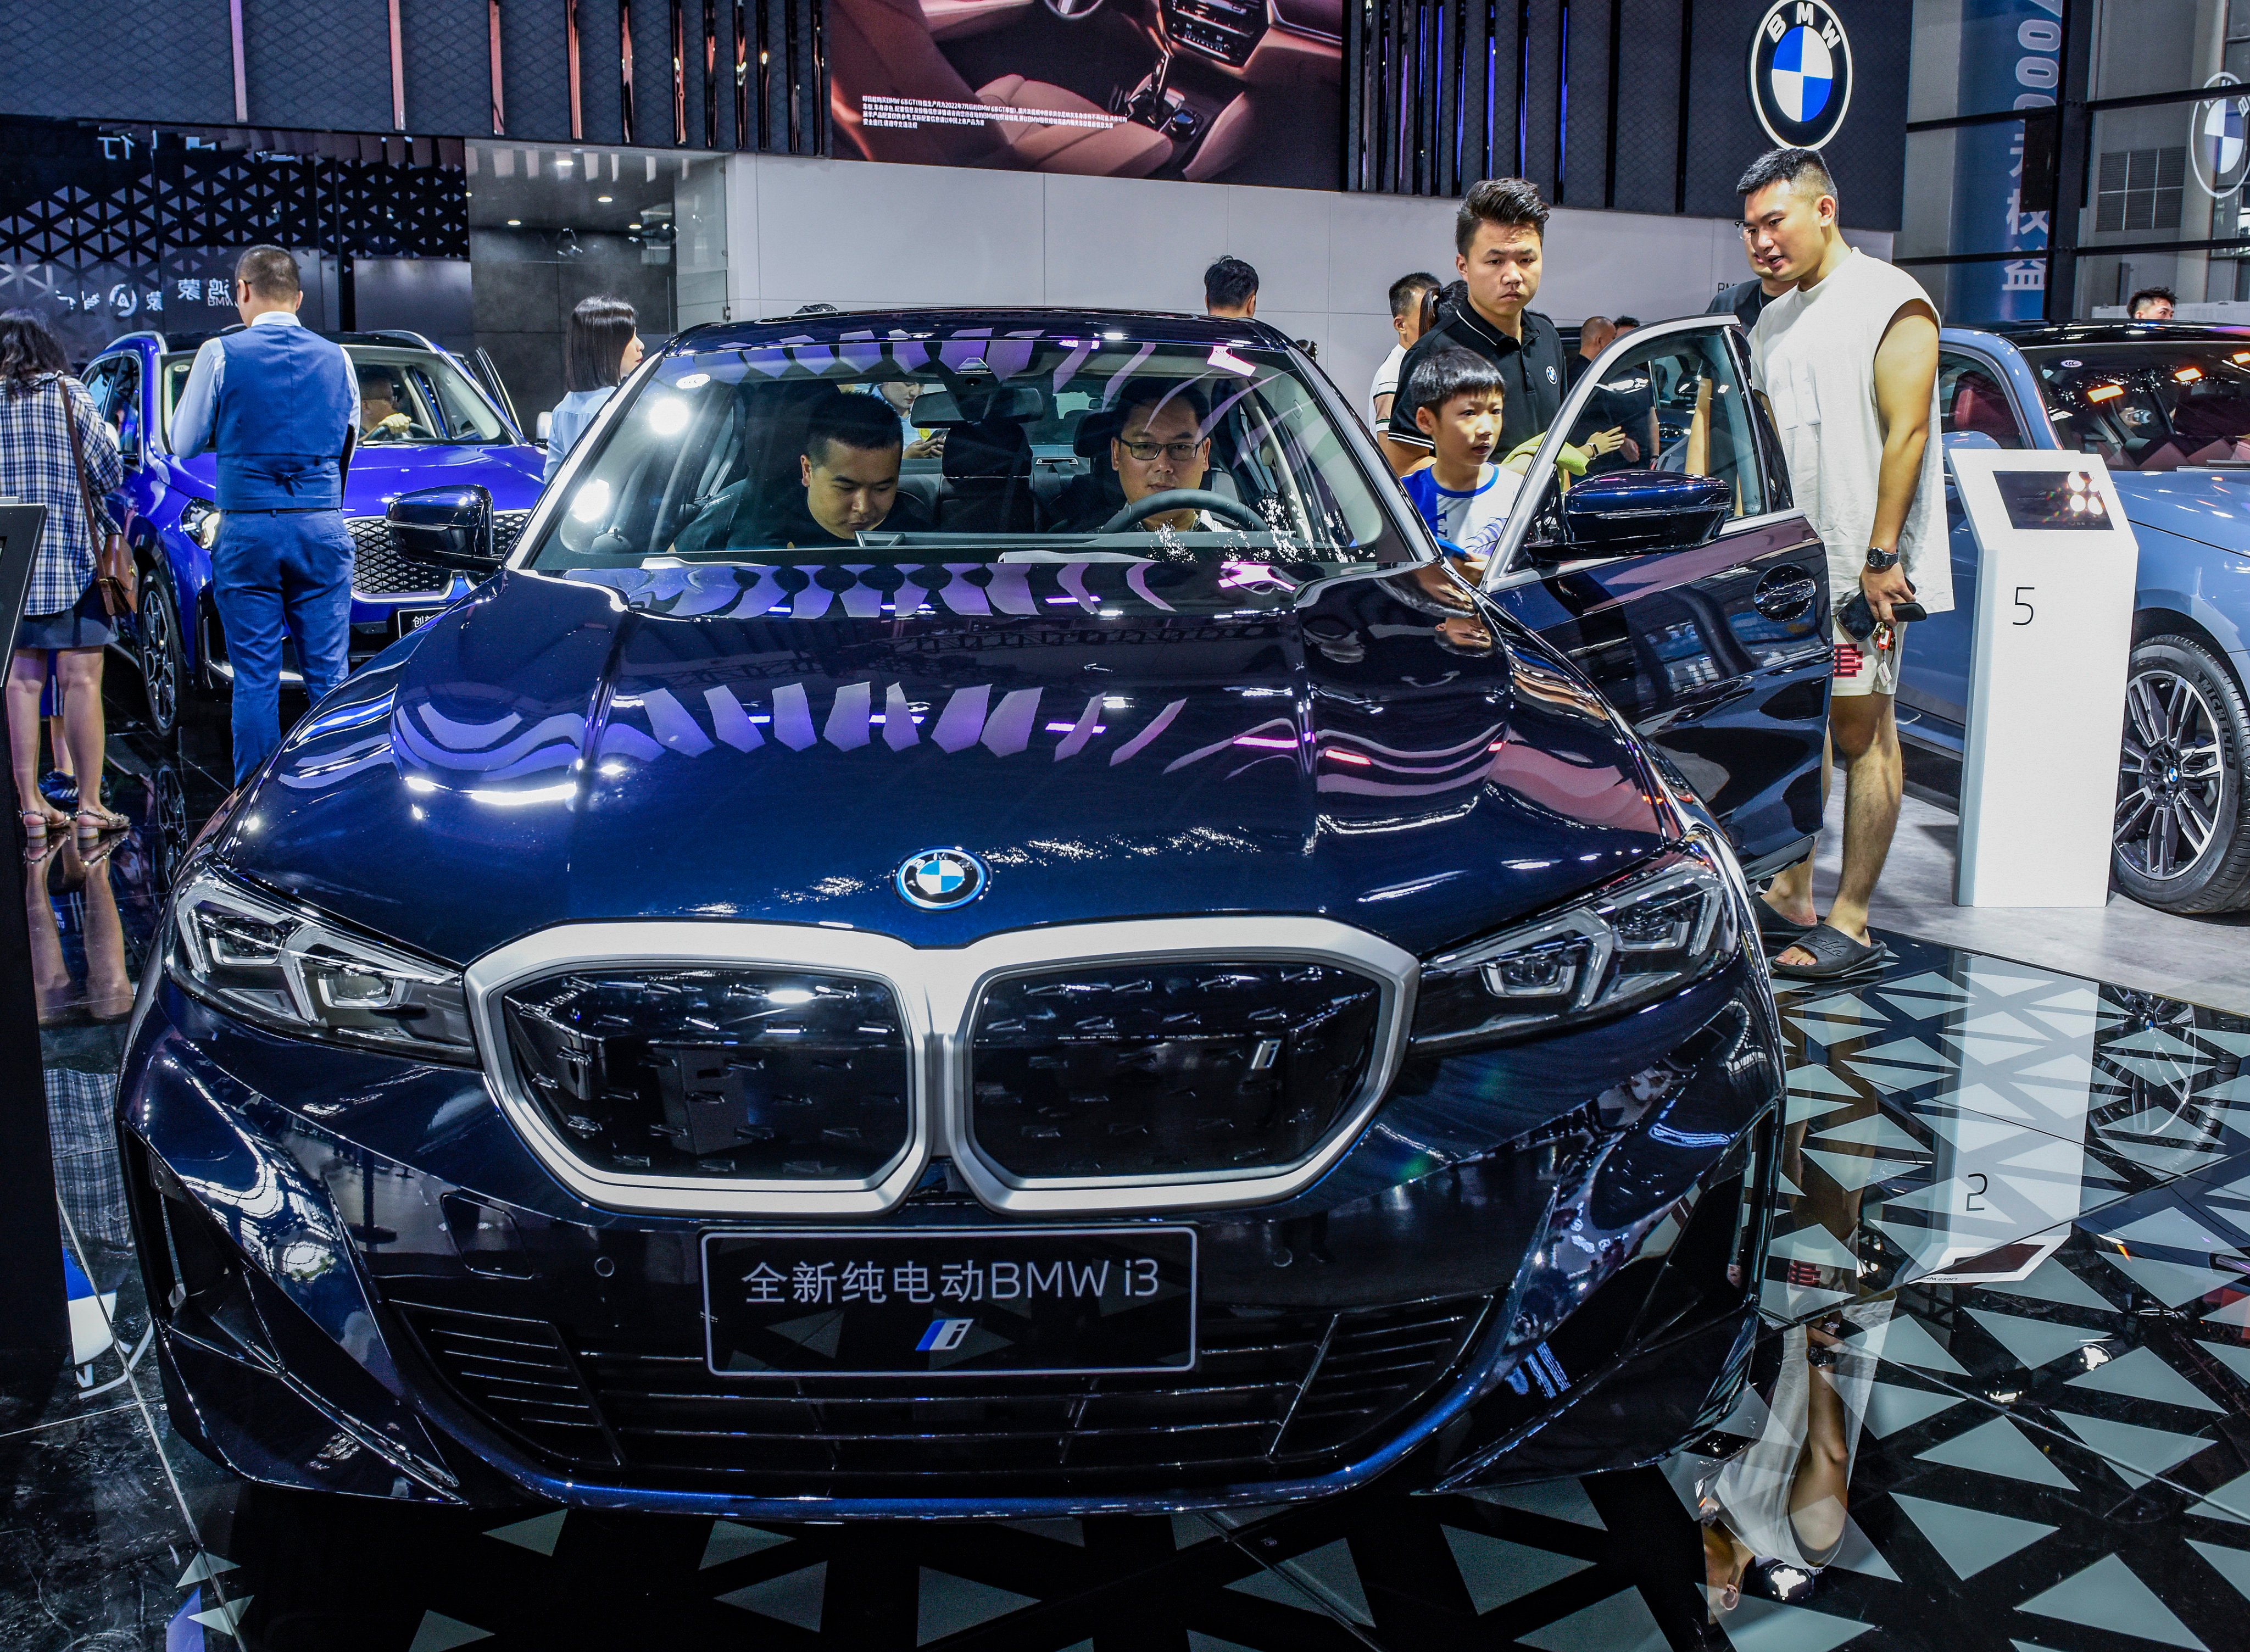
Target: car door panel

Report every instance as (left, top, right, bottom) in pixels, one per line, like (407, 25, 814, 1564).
(1483, 318, 1831, 869)
(1897, 349, 2024, 753)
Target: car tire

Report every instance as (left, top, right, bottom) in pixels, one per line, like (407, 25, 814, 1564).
(137, 560, 185, 740)
(2113, 633, 2250, 914)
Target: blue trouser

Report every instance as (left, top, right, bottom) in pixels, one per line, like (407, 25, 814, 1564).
(210, 509, 354, 787)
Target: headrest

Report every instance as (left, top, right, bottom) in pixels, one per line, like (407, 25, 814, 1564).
(942, 418, 1031, 482)
(910, 385, 1043, 425)
(1073, 407, 1122, 460)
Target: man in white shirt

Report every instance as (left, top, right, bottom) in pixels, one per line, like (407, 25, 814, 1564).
(1739, 148, 1947, 982)
(1368, 271, 1440, 427)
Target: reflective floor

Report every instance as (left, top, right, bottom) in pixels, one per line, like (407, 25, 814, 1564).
(12, 722, 2250, 1649)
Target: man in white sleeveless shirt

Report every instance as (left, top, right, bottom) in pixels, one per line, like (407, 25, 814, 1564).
(1740, 148, 1948, 980)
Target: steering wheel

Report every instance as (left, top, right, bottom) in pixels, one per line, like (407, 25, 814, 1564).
(1098, 490, 1264, 533)
(1041, 0, 1105, 16)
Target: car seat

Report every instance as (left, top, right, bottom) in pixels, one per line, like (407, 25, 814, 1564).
(1947, 372, 2020, 446)
(826, 0, 1173, 176)
(938, 418, 1035, 533)
(1045, 408, 1126, 530)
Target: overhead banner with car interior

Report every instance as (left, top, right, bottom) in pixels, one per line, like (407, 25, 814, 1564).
(825, 0, 1341, 188)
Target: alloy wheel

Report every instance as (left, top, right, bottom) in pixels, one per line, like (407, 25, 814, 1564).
(2115, 666, 2226, 881)
(140, 574, 180, 737)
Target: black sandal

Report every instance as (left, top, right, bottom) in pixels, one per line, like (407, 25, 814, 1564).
(1769, 922, 1893, 981)
(1755, 898, 1816, 952)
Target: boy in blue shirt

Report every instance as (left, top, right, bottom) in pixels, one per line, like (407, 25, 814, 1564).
(1399, 347, 1519, 564)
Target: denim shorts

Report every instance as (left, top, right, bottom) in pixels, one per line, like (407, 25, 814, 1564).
(13, 583, 116, 652)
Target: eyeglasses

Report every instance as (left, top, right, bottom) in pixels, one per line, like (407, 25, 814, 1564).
(1118, 437, 1206, 461)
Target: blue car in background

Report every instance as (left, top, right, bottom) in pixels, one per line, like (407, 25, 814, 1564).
(78, 328, 542, 738)
(1905, 322, 2250, 914)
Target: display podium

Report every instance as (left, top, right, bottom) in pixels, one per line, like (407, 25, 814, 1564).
(1948, 450, 2138, 907)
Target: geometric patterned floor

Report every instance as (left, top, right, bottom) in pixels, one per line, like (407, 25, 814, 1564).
(10, 737, 2250, 1648)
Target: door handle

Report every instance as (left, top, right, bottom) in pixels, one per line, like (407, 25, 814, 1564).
(1752, 566, 1819, 621)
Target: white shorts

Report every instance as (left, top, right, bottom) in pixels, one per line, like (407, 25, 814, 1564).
(1833, 618, 1904, 698)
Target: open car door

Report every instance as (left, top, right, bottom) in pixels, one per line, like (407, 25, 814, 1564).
(1478, 314, 1833, 878)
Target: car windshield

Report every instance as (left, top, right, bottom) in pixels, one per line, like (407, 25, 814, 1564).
(2023, 341, 2250, 471)
(159, 343, 509, 447)
(526, 330, 1412, 569)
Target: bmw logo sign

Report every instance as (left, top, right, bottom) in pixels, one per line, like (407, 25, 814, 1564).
(895, 847, 988, 910)
(1750, 1, 1854, 151)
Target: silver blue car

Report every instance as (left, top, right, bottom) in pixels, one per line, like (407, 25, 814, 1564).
(1904, 321, 2250, 914)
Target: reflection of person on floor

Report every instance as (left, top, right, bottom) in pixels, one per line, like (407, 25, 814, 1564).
(1699, 1300, 1889, 1614)
(25, 833, 133, 1026)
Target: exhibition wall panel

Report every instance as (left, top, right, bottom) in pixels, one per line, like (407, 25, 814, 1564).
(716, 151, 1892, 428)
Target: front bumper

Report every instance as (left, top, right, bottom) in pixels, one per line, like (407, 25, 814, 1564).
(118, 951, 1780, 1517)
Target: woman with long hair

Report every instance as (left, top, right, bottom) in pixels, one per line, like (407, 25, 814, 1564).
(1, 309, 126, 839)
(543, 296, 642, 483)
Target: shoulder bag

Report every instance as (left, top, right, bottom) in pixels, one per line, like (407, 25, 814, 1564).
(60, 376, 136, 616)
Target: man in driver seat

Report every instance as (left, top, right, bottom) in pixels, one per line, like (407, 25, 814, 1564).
(358, 366, 415, 439)
(1085, 379, 1229, 533)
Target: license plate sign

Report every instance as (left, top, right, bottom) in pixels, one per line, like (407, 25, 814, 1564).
(701, 1228, 1196, 1377)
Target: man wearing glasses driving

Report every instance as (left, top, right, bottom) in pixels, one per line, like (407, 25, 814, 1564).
(1104, 380, 1223, 533)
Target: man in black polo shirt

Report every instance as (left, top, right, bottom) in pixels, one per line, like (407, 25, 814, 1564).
(1382, 177, 1571, 476)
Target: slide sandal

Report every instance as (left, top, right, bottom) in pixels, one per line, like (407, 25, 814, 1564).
(1769, 922, 1893, 982)
(1755, 899, 1816, 951)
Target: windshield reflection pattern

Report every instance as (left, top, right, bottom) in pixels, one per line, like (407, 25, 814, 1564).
(531, 328, 1406, 568)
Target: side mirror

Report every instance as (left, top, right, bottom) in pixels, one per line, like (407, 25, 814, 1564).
(388, 485, 502, 574)
(1554, 471, 1729, 558)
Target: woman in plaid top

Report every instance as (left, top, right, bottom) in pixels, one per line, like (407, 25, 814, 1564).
(2, 310, 125, 839)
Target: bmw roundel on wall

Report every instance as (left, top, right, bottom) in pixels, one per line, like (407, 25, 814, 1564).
(1750, 1, 1854, 151)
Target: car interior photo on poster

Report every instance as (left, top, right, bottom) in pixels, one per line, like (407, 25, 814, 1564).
(827, 0, 1341, 186)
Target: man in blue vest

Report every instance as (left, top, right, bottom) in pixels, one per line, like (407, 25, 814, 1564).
(171, 246, 359, 786)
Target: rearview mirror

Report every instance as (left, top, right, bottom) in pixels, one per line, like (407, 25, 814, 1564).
(1554, 471, 1729, 558)
(389, 485, 502, 574)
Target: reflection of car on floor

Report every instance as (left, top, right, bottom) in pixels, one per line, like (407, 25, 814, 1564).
(1901, 322, 2250, 914)
(78, 328, 540, 738)
(119, 308, 1823, 1516)
(828, 0, 1339, 186)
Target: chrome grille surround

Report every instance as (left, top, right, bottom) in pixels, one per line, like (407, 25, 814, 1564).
(463, 918, 1418, 1217)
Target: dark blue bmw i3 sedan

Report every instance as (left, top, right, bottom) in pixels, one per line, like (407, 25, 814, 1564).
(116, 308, 1830, 1517)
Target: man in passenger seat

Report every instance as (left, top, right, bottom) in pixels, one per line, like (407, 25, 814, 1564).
(753, 392, 932, 546)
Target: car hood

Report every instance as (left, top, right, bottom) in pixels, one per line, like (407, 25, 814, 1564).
(162, 441, 546, 516)
(2113, 467, 2250, 554)
(221, 558, 1669, 966)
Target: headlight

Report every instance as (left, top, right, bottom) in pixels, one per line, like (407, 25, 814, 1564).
(167, 869, 476, 1064)
(1412, 846, 1745, 1051)
(182, 500, 222, 550)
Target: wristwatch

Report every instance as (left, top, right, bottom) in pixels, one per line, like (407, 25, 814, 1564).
(1864, 546, 1900, 572)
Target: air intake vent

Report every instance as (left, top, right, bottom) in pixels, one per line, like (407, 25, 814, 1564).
(501, 967, 913, 1183)
(562, 1292, 1488, 1497)
(968, 962, 1382, 1180)
(397, 1302, 617, 1465)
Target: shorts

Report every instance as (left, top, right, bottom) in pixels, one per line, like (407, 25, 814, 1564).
(13, 583, 116, 653)
(1832, 617, 1905, 698)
